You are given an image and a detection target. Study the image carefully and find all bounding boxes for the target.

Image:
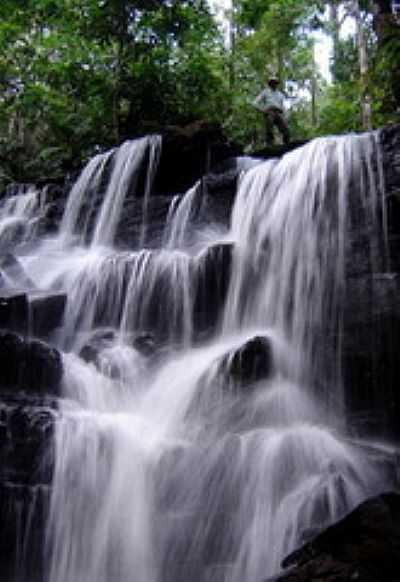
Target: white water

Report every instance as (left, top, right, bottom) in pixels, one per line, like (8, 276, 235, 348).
(0, 186, 44, 251)
(0, 133, 395, 582)
(92, 136, 161, 247)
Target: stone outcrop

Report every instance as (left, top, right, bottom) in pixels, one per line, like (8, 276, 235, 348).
(273, 493, 400, 582)
(217, 335, 274, 391)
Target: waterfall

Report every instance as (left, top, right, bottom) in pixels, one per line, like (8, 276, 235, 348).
(0, 186, 44, 251)
(224, 134, 384, 396)
(59, 149, 114, 244)
(91, 136, 161, 247)
(0, 132, 396, 582)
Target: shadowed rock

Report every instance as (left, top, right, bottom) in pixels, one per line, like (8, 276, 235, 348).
(0, 290, 29, 333)
(194, 242, 233, 338)
(0, 288, 67, 338)
(223, 335, 274, 388)
(274, 493, 400, 582)
(29, 290, 67, 338)
(0, 331, 63, 395)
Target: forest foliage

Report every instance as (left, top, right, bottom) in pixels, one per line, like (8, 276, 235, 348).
(0, 0, 399, 185)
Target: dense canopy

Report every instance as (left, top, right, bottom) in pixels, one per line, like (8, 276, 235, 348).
(0, 0, 398, 185)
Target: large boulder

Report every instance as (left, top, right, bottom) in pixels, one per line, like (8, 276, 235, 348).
(274, 493, 400, 582)
(221, 335, 274, 389)
(199, 334, 274, 396)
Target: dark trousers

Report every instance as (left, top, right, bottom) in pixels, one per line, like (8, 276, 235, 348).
(265, 108, 290, 145)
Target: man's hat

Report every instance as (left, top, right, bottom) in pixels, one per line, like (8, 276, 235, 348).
(268, 76, 279, 83)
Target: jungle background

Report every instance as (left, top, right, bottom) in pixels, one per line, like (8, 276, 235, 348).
(0, 0, 399, 187)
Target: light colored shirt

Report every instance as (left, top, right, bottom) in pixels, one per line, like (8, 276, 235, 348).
(252, 87, 285, 113)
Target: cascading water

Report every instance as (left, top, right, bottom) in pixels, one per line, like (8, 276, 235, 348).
(1, 132, 397, 582)
(0, 186, 44, 251)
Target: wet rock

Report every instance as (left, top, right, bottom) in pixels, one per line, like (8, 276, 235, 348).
(0, 482, 50, 582)
(0, 289, 66, 338)
(0, 290, 29, 333)
(224, 335, 274, 387)
(194, 242, 233, 337)
(275, 493, 400, 582)
(0, 331, 63, 395)
(199, 169, 240, 227)
(154, 122, 242, 197)
(380, 124, 400, 199)
(200, 335, 274, 395)
(0, 402, 56, 485)
(132, 332, 158, 356)
(79, 328, 117, 363)
(342, 275, 400, 438)
(115, 195, 176, 248)
(29, 290, 67, 338)
(80, 329, 157, 366)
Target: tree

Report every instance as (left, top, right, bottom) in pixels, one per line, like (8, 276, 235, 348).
(0, 0, 228, 186)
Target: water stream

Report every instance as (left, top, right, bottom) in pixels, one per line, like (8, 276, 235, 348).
(0, 133, 396, 582)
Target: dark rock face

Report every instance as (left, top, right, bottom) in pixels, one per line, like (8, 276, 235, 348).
(275, 493, 400, 582)
(199, 169, 240, 228)
(0, 482, 50, 582)
(339, 125, 400, 439)
(221, 335, 274, 390)
(0, 331, 63, 396)
(196, 335, 274, 405)
(29, 290, 67, 338)
(0, 289, 67, 339)
(0, 290, 29, 333)
(154, 122, 242, 197)
(0, 401, 56, 485)
(0, 401, 56, 582)
(380, 124, 400, 199)
(0, 332, 59, 582)
(194, 243, 233, 338)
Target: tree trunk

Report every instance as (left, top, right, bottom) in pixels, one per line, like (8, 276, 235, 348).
(329, 1, 340, 82)
(354, 0, 372, 129)
(311, 45, 318, 127)
(229, 0, 237, 90)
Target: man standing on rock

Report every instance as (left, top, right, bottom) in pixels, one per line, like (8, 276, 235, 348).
(252, 75, 290, 146)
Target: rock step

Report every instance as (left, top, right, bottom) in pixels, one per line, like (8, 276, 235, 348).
(0, 288, 66, 338)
